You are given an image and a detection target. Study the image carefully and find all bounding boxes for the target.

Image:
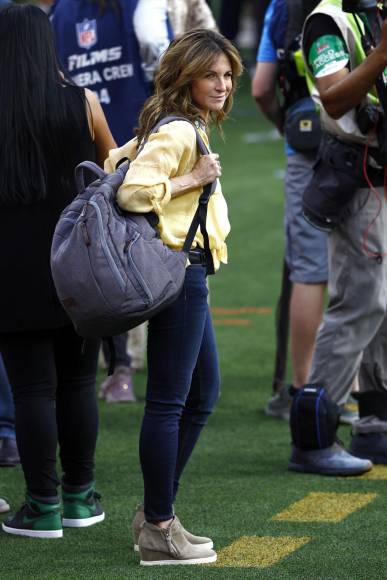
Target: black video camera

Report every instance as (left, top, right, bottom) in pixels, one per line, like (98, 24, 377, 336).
(342, 0, 387, 167)
(342, 0, 386, 12)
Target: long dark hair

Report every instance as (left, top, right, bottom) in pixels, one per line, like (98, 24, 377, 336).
(137, 29, 243, 143)
(0, 4, 90, 205)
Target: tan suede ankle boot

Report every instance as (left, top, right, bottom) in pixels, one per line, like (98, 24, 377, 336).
(132, 504, 213, 552)
(138, 517, 217, 566)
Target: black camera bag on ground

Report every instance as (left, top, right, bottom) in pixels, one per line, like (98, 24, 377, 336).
(290, 385, 340, 450)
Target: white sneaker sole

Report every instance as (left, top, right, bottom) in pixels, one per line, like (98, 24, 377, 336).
(2, 523, 63, 538)
(62, 512, 105, 527)
(140, 553, 217, 566)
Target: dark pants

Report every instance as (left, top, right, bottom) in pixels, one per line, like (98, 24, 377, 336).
(102, 333, 131, 368)
(0, 354, 15, 439)
(219, 0, 265, 56)
(140, 265, 220, 522)
(0, 326, 99, 497)
(219, 0, 245, 41)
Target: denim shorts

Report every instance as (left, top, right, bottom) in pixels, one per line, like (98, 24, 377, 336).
(285, 153, 328, 284)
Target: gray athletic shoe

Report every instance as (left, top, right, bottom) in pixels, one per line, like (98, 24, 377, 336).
(132, 504, 213, 552)
(350, 432, 387, 465)
(139, 517, 216, 566)
(265, 387, 291, 421)
(288, 442, 373, 476)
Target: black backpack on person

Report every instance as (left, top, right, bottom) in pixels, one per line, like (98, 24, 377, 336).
(270, 0, 322, 152)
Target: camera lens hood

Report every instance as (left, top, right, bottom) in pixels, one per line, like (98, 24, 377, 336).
(342, 0, 378, 13)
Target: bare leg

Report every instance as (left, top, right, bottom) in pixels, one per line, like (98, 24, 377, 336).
(290, 282, 325, 388)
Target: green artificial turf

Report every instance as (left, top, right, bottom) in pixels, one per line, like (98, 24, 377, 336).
(1, 75, 385, 579)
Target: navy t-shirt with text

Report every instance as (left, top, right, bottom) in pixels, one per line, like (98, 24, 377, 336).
(52, 0, 149, 145)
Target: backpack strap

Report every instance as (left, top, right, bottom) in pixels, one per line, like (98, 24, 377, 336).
(104, 336, 116, 376)
(151, 115, 213, 157)
(182, 180, 214, 274)
(285, 0, 303, 51)
(74, 161, 106, 195)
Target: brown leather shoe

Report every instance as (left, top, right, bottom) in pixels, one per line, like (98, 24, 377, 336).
(100, 366, 137, 403)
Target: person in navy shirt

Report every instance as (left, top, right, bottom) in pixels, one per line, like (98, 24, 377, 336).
(52, 0, 161, 145)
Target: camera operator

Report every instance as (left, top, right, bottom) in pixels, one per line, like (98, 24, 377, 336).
(252, 0, 329, 421)
(288, 0, 387, 475)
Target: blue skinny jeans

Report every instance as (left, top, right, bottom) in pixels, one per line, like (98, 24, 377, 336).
(140, 265, 220, 522)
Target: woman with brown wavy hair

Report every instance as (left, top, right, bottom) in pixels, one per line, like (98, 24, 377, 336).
(105, 28, 242, 566)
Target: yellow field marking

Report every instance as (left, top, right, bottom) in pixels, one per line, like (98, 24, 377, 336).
(215, 535, 311, 568)
(349, 465, 387, 480)
(213, 318, 252, 327)
(211, 307, 272, 315)
(273, 492, 377, 523)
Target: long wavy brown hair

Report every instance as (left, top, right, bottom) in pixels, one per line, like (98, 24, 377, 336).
(136, 28, 243, 144)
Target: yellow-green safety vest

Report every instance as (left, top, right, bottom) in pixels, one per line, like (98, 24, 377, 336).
(302, 0, 379, 144)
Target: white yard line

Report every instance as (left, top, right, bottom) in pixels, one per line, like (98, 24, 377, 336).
(242, 129, 281, 144)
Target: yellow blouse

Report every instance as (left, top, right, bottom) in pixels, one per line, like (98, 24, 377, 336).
(104, 120, 230, 271)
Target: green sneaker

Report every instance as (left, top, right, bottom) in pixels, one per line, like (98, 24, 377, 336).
(62, 483, 105, 528)
(2, 494, 62, 538)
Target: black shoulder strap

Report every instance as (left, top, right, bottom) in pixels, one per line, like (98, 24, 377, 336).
(285, 0, 303, 51)
(181, 180, 214, 274)
(302, 0, 321, 21)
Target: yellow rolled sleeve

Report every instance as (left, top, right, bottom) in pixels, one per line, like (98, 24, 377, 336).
(117, 164, 172, 214)
(105, 121, 197, 216)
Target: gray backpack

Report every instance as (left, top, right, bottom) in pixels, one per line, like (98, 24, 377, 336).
(50, 117, 215, 339)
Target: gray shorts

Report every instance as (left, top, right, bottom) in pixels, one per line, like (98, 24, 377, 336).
(285, 153, 328, 284)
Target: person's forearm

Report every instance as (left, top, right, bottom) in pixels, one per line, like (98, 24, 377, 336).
(170, 173, 200, 199)
(254, 96, 284, 133)
(251, 62, 284, 133)
(170, 154, 220, 199)
(320, 48, 387, 119)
